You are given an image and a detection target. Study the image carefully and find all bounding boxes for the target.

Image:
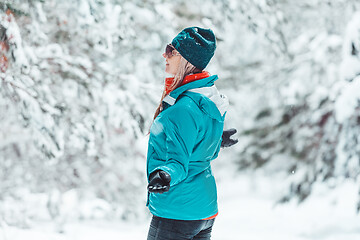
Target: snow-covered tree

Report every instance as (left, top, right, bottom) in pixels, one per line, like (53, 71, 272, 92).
(232, 1, 360, 209)
(0, 0, 164, 227)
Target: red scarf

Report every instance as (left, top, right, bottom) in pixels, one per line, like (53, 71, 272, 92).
(165, 71, 210, 95)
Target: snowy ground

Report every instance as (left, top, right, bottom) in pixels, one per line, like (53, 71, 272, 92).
(213, 170, 360, 240)
(2, 169, 360, 240)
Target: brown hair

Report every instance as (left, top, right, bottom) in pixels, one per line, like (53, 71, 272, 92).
(153, 56, 201, 120)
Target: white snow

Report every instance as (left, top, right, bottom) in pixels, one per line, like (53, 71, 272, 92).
(334, 76, 360, 123)
(213, 170, 360, 240)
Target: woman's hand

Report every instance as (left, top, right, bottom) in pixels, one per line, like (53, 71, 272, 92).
(221, 128, 238, 148)
(147, 170, 171, 194)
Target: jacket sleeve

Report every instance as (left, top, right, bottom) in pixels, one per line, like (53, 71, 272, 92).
(210, 139, 222, 161)
(153, 103, 198, 187)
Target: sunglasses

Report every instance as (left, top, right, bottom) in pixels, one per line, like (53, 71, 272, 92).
(165, 44, 180, 58)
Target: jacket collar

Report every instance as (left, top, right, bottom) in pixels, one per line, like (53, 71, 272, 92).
(163, 75, 218, 106)
(165, 72, 210, 95)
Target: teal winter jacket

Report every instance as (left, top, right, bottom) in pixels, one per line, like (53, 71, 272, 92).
(146, 75, 228, 220)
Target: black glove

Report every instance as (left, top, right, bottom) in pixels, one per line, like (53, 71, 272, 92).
(147, 170, 171, 194)
(221, 128, 238, 148)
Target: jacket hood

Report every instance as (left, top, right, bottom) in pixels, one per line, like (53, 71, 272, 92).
(163, 75, 229, 121)
(188, 85, 228, 116)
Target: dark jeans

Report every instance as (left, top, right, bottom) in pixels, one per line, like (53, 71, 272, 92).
(147, 215, 215, 240)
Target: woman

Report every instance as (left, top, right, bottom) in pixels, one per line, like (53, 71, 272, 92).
(146, 27, 232, 240)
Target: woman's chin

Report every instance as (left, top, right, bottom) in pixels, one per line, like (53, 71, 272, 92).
(165, 67, 173, 75)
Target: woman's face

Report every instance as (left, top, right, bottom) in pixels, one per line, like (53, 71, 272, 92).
(162, 45, 181, 75)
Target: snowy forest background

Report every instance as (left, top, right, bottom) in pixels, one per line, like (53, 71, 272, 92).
(1, 0, 360, 239)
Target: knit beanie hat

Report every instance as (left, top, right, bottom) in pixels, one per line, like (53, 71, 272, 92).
(171, 27, 216, 70)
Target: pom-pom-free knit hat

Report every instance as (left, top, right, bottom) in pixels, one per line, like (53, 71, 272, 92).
(171, 27, 216, 70)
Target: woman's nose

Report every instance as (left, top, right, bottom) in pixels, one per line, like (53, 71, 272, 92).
(162, 53, 166, 58)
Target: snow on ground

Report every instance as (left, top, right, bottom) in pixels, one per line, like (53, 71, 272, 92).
(2, 170, 360, 240)
(213, 170, 360, 240)
(1, 220, 149, 240)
